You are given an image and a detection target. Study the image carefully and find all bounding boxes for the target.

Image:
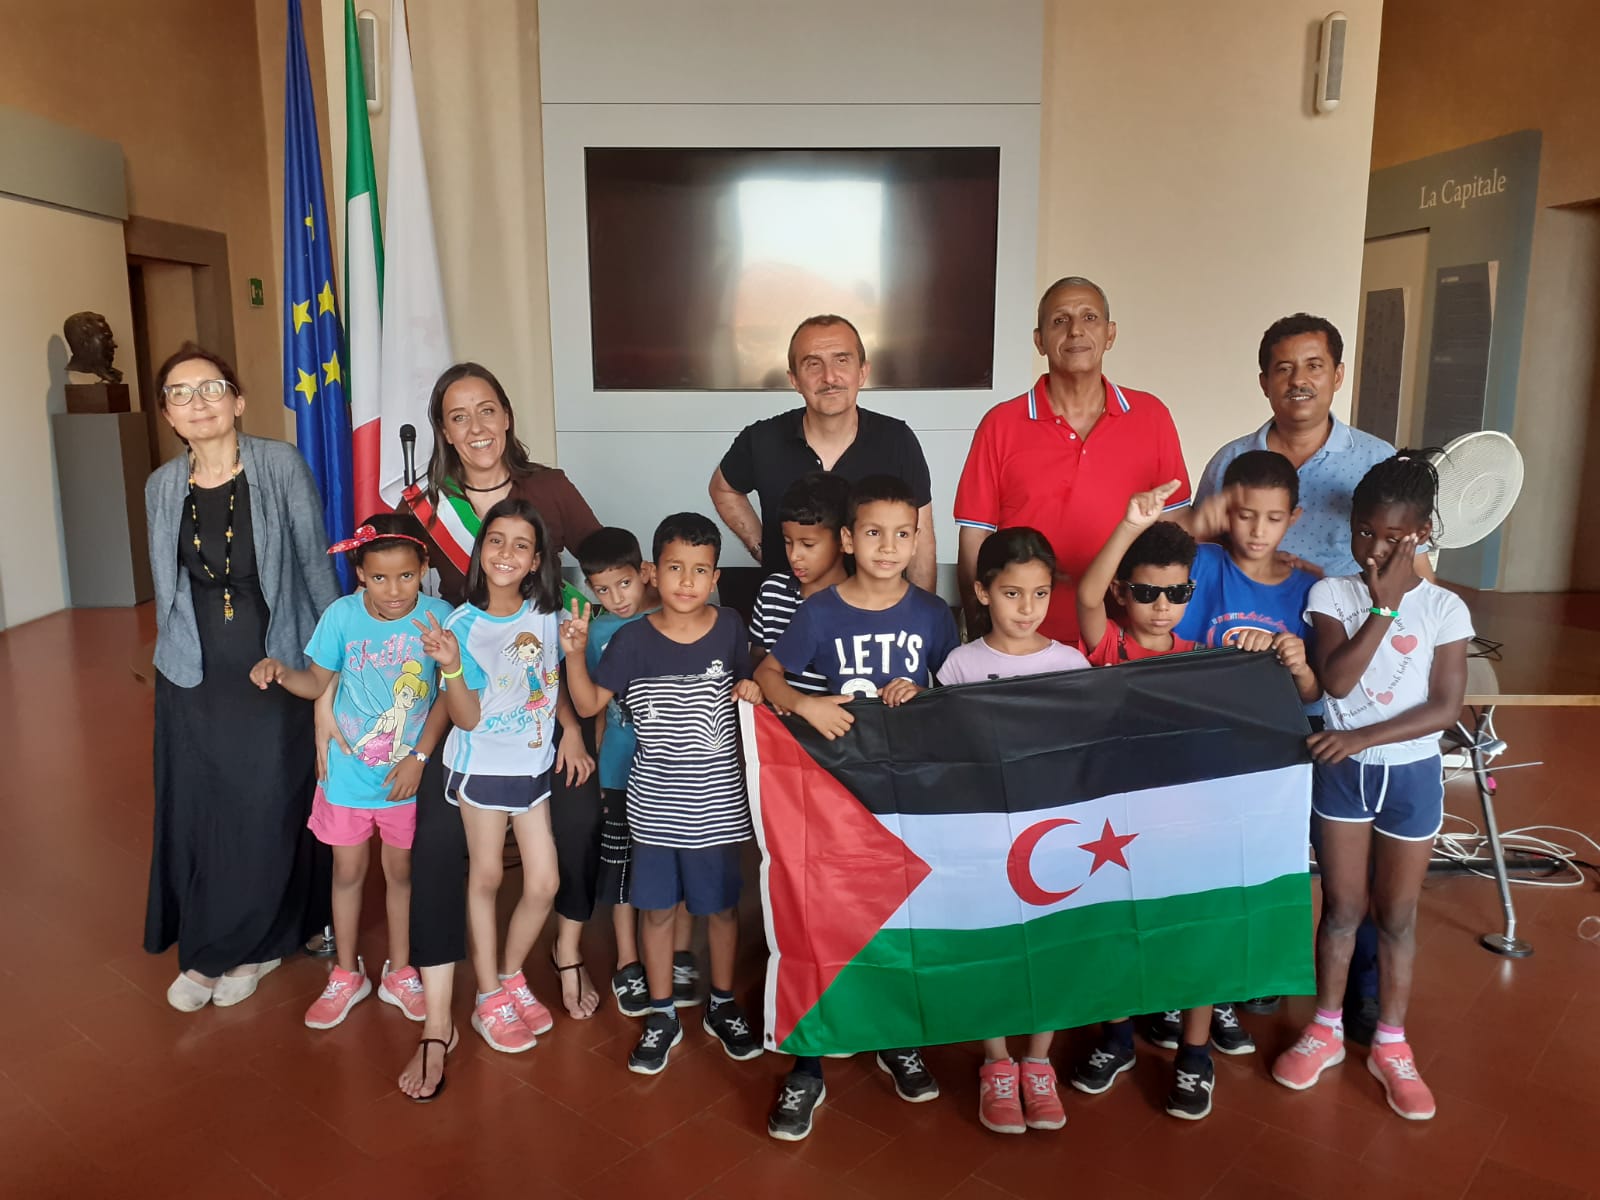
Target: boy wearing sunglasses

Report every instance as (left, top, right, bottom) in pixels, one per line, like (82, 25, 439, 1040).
(1074, 480, 1198, 666)
(1070, 481, 1230, 1119)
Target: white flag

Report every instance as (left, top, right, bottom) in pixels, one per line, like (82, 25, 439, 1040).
(378, 0, 452, 505)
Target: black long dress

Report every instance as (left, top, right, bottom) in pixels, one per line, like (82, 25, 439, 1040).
(144, 476, 322, 976)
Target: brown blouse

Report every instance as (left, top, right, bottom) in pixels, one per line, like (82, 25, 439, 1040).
(398, 467, 601, 607)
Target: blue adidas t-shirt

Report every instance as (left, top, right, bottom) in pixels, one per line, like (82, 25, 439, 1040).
(588, 608, 651, 791)
(1175, 543, 1318, 649)
(771, 583, 959, 698)
(306, 592, 455, 809)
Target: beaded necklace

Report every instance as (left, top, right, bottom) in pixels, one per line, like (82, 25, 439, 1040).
(187, 443, 243, 622)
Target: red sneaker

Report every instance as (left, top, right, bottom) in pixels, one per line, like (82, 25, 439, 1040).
(378, 962, 426, 1022)
(1270, 1022, 1346, 1090)
(501, 970, 555, 1036)
(1368, 1041, 1436, 1120)
(472, 990, 537, 1053)
(304, 962, 372, 1030)
(1020, 1061, 1067, 1130)
(978, 1060, 1025, 1134)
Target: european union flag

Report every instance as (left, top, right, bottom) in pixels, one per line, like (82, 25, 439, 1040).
(284, 0, 354, 590)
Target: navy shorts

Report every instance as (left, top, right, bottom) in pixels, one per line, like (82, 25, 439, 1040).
(630, 841, 742, 915)
(1312, 755, 1443, 841)
(445, 768, 552, 815)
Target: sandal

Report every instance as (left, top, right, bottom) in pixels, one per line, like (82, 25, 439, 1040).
(552, 953, 598, 1020)
(410, 1025, 458, 1104)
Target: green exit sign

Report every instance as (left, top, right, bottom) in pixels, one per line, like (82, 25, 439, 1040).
(249, 278, 265, 307)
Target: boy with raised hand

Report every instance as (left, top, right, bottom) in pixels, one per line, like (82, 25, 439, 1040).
(749, 471, 851, 697)
(1173, 450, 1321, 1043)
(755, 474, 960, 1140)
(1071, 483, 1220, 1120)
(562, 514, 766, 1076)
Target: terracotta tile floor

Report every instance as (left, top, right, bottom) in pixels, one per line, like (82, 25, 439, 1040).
(3, 603, 1598, 1199)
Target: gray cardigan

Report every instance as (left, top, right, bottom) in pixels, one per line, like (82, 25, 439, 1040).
(145, 433, 341, 687)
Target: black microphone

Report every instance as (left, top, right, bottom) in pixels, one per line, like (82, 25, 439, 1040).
(399, 423, 417, 487)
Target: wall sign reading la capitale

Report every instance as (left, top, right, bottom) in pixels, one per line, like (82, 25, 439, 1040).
(1419, 167, 1509, 211)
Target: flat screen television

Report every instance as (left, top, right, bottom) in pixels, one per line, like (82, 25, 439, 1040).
(584, 147, 1000, 391)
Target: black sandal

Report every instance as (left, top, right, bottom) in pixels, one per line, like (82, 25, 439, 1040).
(552, 953, 595, 1018)
(410, 1026, 457, 1104)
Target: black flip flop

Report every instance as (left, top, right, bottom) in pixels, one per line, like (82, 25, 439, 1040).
(410, 1026, 457, 1103)
(552, 953, 595, 1019)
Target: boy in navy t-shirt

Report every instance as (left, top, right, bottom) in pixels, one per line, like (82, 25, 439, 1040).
(562, 514, 766, 1077)
(756, 474, 960, 1141)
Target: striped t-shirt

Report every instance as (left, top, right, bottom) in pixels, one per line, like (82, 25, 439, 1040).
(592, 606, 753, 849)
(749, 572, 828, 695)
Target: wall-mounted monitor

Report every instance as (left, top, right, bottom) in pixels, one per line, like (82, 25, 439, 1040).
(584, 147, 1000, 391)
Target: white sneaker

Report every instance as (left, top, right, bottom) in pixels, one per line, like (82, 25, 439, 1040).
(213, 958, 282, 1008)
(167, 973, 215, 1012)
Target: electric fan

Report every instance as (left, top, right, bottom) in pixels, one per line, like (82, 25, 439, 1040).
(1429, 431, 1524, 550)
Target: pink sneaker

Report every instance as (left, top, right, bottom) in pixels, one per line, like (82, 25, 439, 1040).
(1271, 1022, 1346, 1090)
(978, 1060, 1026, 1134)
(1019, 1061, 1067, 1131)
(1368, 1041, 1436, 1120)
(378, 961, 426, 1022)
(472, 990, 537, 1053)
(304, 962, 372, 1030)
(501, 970, 555, 1036)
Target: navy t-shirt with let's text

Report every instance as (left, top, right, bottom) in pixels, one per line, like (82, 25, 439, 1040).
(771, 584, 959, 698)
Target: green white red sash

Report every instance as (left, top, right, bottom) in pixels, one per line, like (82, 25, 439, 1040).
(402, 482, 478, 575)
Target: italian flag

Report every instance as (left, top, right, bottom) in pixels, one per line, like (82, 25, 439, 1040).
(343, 0, 384, 520)
(743, 650, 1315, 1056)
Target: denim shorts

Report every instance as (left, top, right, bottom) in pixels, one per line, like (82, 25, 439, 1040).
(630, 841, 742, 915)
(1312, 754, 1444, 841)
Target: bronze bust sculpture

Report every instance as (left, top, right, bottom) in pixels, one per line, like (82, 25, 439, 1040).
(64, 311, 123, 384)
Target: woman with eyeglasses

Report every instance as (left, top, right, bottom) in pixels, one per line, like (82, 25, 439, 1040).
(143, 343, 340, 1013)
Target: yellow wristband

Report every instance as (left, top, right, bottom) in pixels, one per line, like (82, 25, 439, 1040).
(441, 665, 464, 680)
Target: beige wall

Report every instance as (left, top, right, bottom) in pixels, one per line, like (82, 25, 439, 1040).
(1502, 206, 1600, 592)
(1038, 0, 1383, 471)
(0, 198, 136, 627)
(1372, 0, 1600, 208)
(0, 0, 332, 447)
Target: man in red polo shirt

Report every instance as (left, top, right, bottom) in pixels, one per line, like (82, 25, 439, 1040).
(954, 277, 1193, 644)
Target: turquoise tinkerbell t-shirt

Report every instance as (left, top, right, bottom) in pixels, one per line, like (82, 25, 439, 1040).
(306, 592, 455, 809)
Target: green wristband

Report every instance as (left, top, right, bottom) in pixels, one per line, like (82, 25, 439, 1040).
(1369, 605, 1398, 619)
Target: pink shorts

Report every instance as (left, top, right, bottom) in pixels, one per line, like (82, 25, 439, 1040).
(308, 787, 416, 849)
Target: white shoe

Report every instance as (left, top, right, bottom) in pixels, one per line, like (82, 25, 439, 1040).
(167, 973, 215, 1012)
(212, 958, 282, 1008)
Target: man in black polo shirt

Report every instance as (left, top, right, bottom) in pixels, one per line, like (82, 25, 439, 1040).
(710, 314, 936, 590)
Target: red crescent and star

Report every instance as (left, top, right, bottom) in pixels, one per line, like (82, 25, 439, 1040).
(1006, 816, 1139, 907)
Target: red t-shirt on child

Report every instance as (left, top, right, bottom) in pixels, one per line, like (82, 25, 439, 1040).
(1079, 620, 1196, 667)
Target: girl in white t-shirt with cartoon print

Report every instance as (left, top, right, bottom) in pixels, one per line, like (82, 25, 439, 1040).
(1270, 453, 1472, 1122)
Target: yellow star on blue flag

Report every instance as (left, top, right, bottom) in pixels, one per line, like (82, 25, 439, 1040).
(292, 300, 312, 333)
(305, 205, 315, 237)
(317, 280, 336, 314)
(294, 367, 318, 404)
(323, 353, 342, 387)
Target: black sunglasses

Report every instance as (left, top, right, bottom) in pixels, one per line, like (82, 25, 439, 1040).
(1122, 580, 1196, 604)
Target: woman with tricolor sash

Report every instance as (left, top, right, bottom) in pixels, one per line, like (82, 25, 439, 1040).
(389, 362, 603, 1100)
(143, 344, 340, 1014)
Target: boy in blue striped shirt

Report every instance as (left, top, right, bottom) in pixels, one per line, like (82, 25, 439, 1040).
(563, 513, 766, 1076)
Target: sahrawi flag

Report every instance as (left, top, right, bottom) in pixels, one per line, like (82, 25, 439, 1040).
(743, 649, 1315, 1055)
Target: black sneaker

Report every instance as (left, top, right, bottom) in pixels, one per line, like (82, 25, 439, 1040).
(1071, 1033, 1136, 1095)
(1238, 996, 1280, 1014)
(1142, 1010, 1182, 1050)
(1344, 995, 1379, 1047)
(611, 962, 650, 1018)
(876, 1049, 939, 1103)
(705, 1001, 763, 1061)
(627, 1011, 683, 1075)
(1165, 1055, 1215, 1120)
(1209, 1004, 1256, 1055)
(672, 950, 701, 1008)
(768, 1071, 826, 1141)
